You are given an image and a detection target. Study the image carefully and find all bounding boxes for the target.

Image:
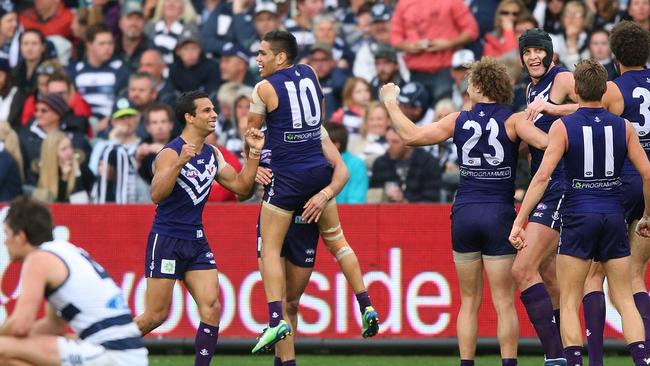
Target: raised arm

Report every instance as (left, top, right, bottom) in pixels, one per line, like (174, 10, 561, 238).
(509, 119, 567, 248)
(215, 128, 265, 196)
(380, 83, 456, 146)
(150, 147, 194, 204)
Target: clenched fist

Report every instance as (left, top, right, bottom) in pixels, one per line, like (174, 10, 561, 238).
(244, 128, 265, 150)
(380, 83, 401, 104)
(178, 143, 197, 165)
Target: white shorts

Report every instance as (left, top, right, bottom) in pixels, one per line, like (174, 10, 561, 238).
(57, 337, 148, 366)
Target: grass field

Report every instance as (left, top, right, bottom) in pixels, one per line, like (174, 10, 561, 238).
(149, 355, 634, 365)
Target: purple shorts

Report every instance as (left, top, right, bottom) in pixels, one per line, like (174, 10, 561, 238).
(145, 231, 216, 279)
(621, 173, 643, 223)
(256, 211, 319, 268)
(528, 181, 564, 232)
(558, 213, 630, 262)
(263, 165, 333, 211)
(451, 202, 517, 256)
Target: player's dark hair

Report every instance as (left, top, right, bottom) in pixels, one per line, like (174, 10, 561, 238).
(467, 57, 514, 105)
(573, 59, 608, 102)
(325, 123, 348, 152)
(609, 21, 650, 67)
(86, 23, 113, 44)
(176, 91, 209, 126)
(263, 30, 298, 65)
(5, 196, 54, 246)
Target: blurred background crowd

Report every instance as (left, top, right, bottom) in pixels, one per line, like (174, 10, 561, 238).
(0, 0, 647, 204)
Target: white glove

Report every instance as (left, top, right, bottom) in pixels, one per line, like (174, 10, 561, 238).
(380, 83, 400, 103)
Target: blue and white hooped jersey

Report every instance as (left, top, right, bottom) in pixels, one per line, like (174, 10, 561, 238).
(561, 108, 627, 213)
(453, 103, 519, 205)
(41, 240, 144, 351)
(265, 64, 328, 171)
(613, 68, 650, 174)
(152, 137, 226, 240)
(527, 66, 569, 181)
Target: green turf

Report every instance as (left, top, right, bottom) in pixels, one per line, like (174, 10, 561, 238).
(149, 355, 633, 365)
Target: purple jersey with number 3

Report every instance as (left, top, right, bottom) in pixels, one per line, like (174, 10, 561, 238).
(265, 64, 328, 172)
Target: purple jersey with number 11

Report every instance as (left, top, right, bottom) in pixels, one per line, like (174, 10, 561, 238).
(265, 64, 328, 172)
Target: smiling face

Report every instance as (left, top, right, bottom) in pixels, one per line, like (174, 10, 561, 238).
(57, 137, 74, 166)
(189, 97, 218, 133)
(522, 47, 548, 79)
(256, 40, 279, 78)
(366, 106, 390, 136)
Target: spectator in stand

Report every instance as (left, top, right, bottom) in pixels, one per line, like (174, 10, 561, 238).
(20, 59, 67, 126)
(369, 127, 442, 203)
(14, 29, 50, 97)
(0, 121, 22, 200)
(532, 0, 565, 35)
(430, 98, 460, 202)
(391, 0, 479, 107)
(514, 13, 539, 40)
(127, 72, 159, 116)
(200, 0, 236, 59)
(19, 94, 91, 187)
(627, 0, 649, 31)
(307, 42, 350, 121)
(145, 0, 199, 65)
(72, 23, 130, 136)
(347, 101, 390, 170)
(223, 85, 254, 160)
(326, 123, 367, 204)
(550, 0, 590, 71)
(220, 42, 257, 87)
(592, 0, 625, 31)
(588, 29, 618, 80)
(213, 82, 242, 154)
(340, 0, 373, 54)
(82, 0, 121, 36)
(232, 1, 280, 67)
(284, 0, 325, 60)
(70, 7, 89, 62)
(354, 4, 402, 83)
(0, 3, 20, 68)
(137, 49, 176, 102)
(136, 103, 174, 184)
(89, 97, 149, 203)
(169, 29, 220, 93)
(0, 58, 24, 130)
(330, 77, 372, 137)
(32, 131, 94, 203)
(19, 0, 74, 41)
(203, 130, 243, 202)
(397, 82, 435, 127)
(115, 1, 149, 71)
(312, 14, 353, 69)
(46, 73, 92, 134)
(369, 44, 405, 100)
(483, 0, 529, 59)
(450, 49, 475, 111)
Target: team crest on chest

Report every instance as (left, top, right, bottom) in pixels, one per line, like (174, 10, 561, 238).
(177, 153, 217, 205)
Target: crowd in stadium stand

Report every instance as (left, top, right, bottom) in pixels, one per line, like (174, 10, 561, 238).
(0, 0, 647, 204)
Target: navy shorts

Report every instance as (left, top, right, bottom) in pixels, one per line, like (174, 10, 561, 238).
(451, 203, 517, 256)
(145, 232, 216, 279)
(528, 182, 564, 232)
(263, 165, 333, 211)
(257, 212, 319, 268)
(621, 174, 643, 223)
(558, 213, 630, 262)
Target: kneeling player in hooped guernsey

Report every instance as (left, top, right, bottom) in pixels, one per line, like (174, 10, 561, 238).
(0, 197, 148, 366)
(133, 91, 265, 366)
(510, 59, 650, 366)
(381, 57, 549, 366)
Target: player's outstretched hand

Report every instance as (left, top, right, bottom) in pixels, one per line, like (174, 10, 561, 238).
(524, 97, 548, 121)
(380, 83, 400, 104)
(302, 192, 329, 223)
(179, 143, 197, 165)
(509, 224, 527, 250)
(636, 217, 650, 238)
(245, 128, 265, 150)
(255, 167, 273, 185)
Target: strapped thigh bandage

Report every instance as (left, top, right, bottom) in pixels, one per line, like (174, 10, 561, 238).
(321, 224, 353, 260)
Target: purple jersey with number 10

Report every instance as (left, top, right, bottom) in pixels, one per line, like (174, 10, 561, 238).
(265, 64, 328, 172)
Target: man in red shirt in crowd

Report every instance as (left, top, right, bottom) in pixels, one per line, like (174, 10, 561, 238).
(390, 0, 479, 107)
(19, 0, 74, 41)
